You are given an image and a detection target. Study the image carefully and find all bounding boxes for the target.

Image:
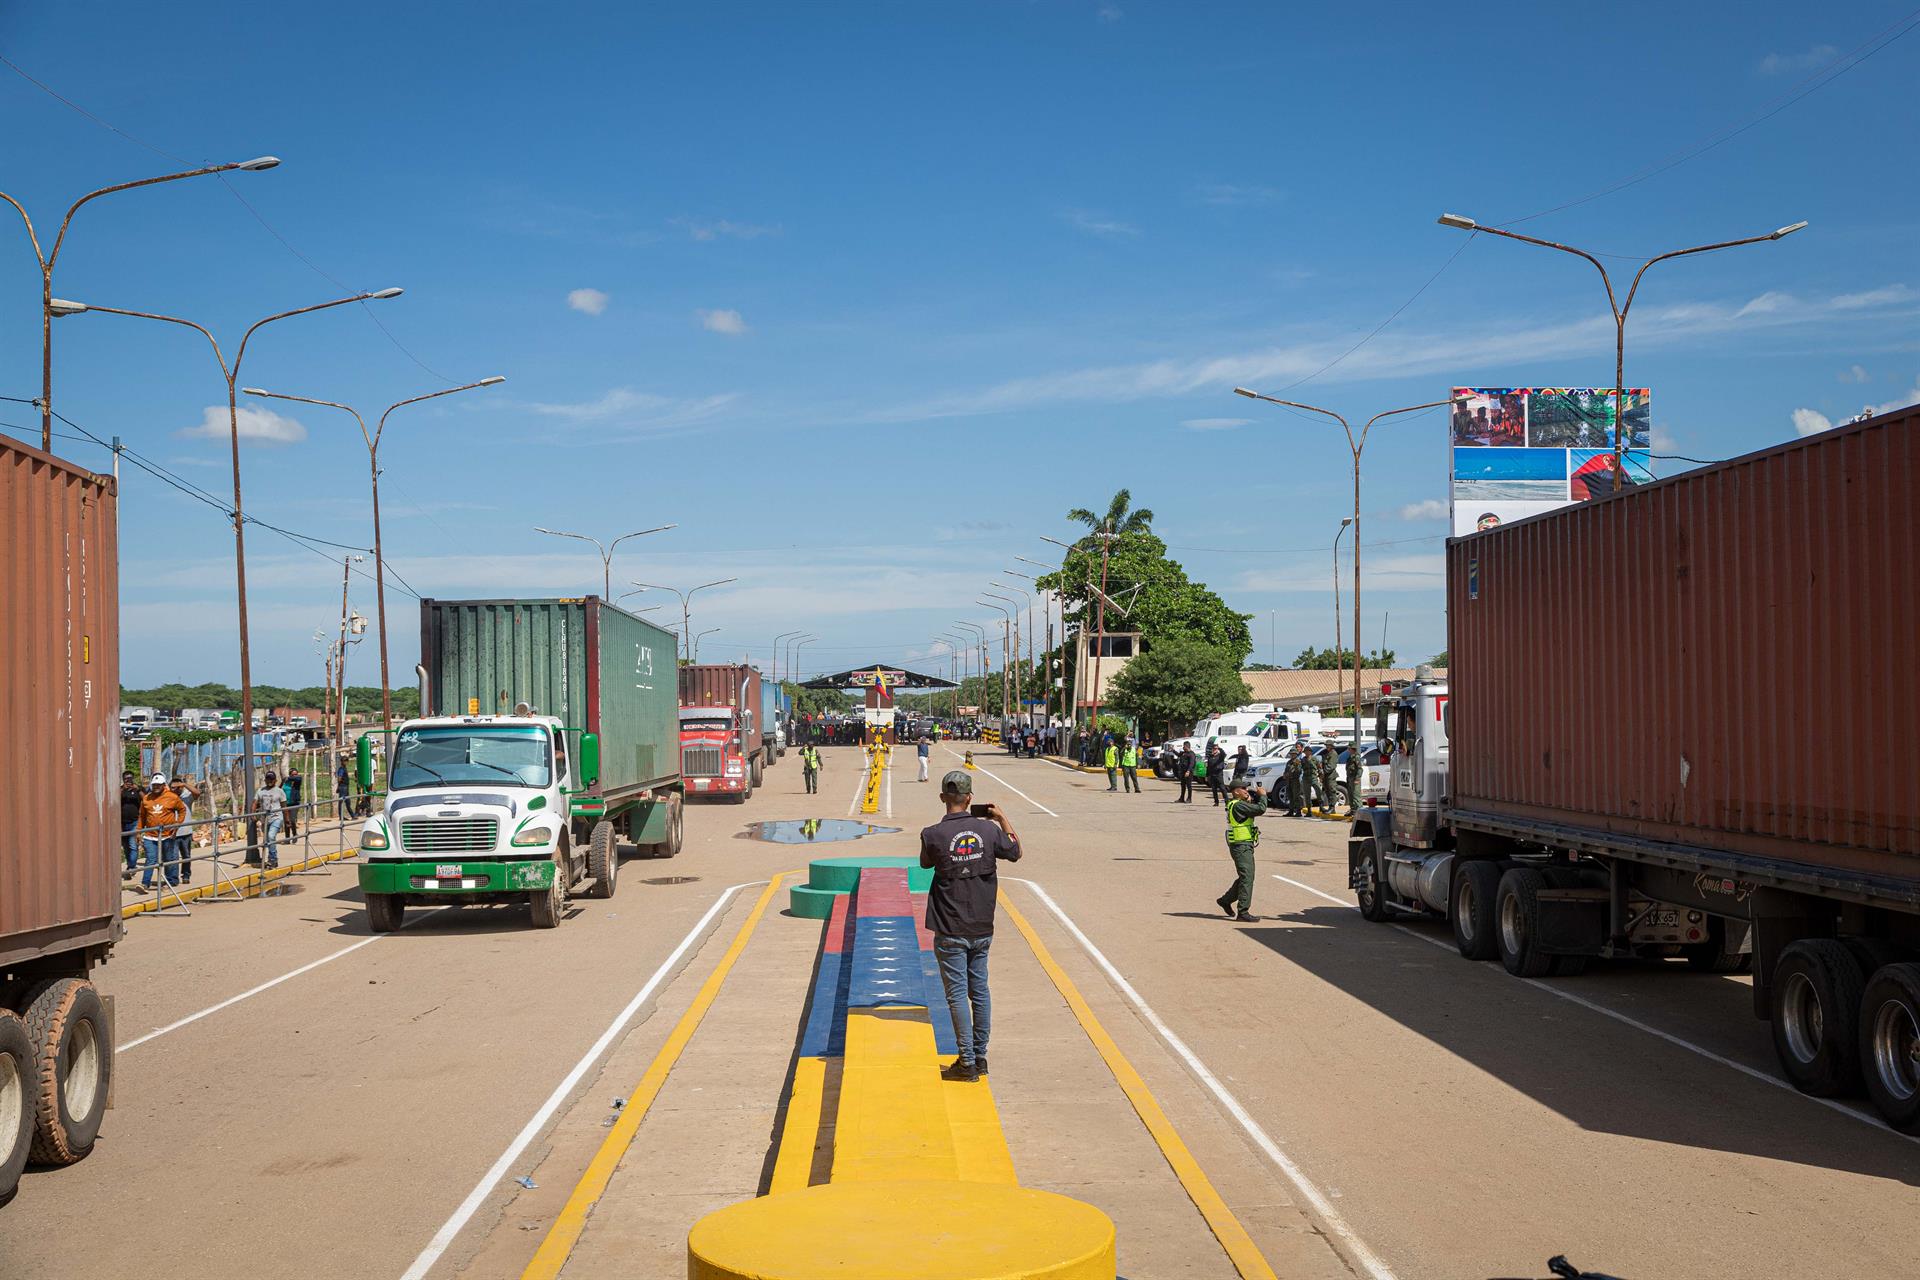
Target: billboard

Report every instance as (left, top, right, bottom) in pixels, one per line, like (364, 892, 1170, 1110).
(1449, 387, 1652, 535)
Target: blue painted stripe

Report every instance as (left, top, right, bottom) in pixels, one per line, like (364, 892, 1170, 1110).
(921, 945, 957, 1054)
(799, 950, 847, 1058)
(848, 913, 926, 1008)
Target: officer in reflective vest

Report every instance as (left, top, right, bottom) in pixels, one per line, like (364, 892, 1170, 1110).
(1103, 740, 1119, 792)
(1120, 738, 1140, 793)
(800, 744, 822, 794)
(1216, 781, 1267, 922)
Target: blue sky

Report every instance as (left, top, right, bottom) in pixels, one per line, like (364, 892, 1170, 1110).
(3, 2, 1914, 688)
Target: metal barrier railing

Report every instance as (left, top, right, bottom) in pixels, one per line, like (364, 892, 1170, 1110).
(119, 791, 367, 918)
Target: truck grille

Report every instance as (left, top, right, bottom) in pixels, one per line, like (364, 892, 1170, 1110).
(682, 745, 723, 777)
(399, 816, 499, 854)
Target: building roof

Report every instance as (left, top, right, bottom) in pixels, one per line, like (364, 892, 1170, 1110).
(800, 663, 957, 690)
(1238, 668, 1447, 710)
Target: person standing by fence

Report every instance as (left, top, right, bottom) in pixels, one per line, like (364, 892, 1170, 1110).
(171, 776, 199, 883)
(137, 774, 187, 890)
(120, 771, 142, 881)
(255, 771, 286, 871)
(283, 768, 303, 839)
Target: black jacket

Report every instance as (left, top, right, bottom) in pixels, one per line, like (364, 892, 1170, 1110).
(919, 811, 1021, 938)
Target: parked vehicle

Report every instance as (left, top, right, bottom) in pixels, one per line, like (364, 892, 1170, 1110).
(1248, 742, 1386, 804)
(1151, 705, 1325, 778)
(0, 433, 119, 1203)
(357, 597, 685, 932)
(1349, 404, 1920, 1129)
(678, 664, 768, 801)
(759, 675, 784, 764)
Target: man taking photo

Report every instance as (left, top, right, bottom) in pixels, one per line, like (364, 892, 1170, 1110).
(919, 769, 1021, 1083)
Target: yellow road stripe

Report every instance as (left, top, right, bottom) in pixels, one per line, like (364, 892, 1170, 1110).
(943, 1071, 1019, 1186)
(1002, 892, 1281, 1280)
(768, 1055, 828, 1195)
(120, 846, 360, 917)
(521, 871, 789, 1280)
(832, 1009, 959, 1183)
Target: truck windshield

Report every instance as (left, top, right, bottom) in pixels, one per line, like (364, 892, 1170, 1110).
(390, 726, 552, 790)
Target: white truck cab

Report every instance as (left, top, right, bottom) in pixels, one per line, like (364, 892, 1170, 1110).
(356, 712, 604, 931)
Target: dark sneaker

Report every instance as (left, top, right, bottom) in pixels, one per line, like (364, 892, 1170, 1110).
(974, 1056, 988, 1075)
(941, 1060, 979, 1083)
(1216, 895, 1236, 918)
(1235, 910, 1257, 922)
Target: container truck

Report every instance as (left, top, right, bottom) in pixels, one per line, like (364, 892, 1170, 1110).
(760, 674, 786, 763)
(1349, 403, 1920, 1129)
(0, 434, 119, 1203)
(356, 598, 684, 931)
(678, 664, 767, 801)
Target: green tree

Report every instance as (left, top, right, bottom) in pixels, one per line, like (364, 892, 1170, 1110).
(1105, 637, 1253, 738)
(1066, 488, 1154, 541)
(1428, 650, 1449, 666)
(1290, 646, 1395, 671)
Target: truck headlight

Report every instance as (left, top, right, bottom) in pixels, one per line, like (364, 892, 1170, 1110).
(512, 824, 554, 847)
(361, 826, 389, 851)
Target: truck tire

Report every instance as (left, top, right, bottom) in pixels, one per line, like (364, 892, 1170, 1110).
(1495, 868, 1553, 979)
(750, 755, 765, 788)
(585, 819, 618, 899)
(0, 1012, 33, 1204)
(1843, 937, 1904, 980)
(366, 893, 405, 933)
(646, 794, 685, 859)
(1451, 860, 1502, 961)
(530, 856, 564, 928)
(1770, 939, 1864, 1096)
(1353, 838, 1390, 922)
(23, 978, 109, 1166)
(1858, 963, 1920, 1131)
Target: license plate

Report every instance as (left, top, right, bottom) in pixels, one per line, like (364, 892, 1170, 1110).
(436, 864, 462, 878)
(694, 779, 710, 790)
(1646, 909, 1679, 927)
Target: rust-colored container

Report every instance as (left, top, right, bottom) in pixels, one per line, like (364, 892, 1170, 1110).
(678, 664, 765, 741)
(1447, 403, 1920, 886)
(0, 432, 121, 969)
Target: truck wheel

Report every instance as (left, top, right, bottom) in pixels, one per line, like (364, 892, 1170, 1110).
(24, 978, 110, 1165)
(751, 756, 765, 787)
(648, 794, 685, 859)
(1352, 838, 1390, 922)
(366, 893, 405, 933)
(1843, 937, 1904, 980)
(1452, 860, 1502, 961)
(530, 867, 564, 928)
(1770, 939, 1864, 1096)
(0, 1012, 33, 1204)
(1495, 868, 1553, 979)
(1859, 963, 1920, 1131)
(585, 819, 618, 900)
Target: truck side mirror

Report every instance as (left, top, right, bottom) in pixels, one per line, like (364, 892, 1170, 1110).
(578, 732, 600, 789)
(1374, 704, 1389, 746)
(356, 734, 375, 792)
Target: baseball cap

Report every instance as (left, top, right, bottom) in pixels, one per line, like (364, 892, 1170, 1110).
(150, 773, 167, 786)
(940, 769, 973, 795)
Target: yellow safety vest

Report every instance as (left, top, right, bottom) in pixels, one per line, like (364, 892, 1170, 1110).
(1103, 745, 1117, 768)
(1121, 747, 1137, 767)
(1226, 799, 1258, 844)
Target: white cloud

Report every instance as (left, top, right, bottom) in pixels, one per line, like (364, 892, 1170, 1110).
(1398, 498, 1448, 521)
(698, 308, 748, 336)
(1181, 417, 1251, 431)
(1839, 363, 1869, 383)
(525, 387, 741, 435)
(1868, 380, 1920, 417)
(1651, 424, 1680, 453)
(1758, 44, 1837, 75)
(676, 218, 779, 242)
(869, 283, 1919, 423)
(1062, 209, 1140, 239)
(566, 288, 609, 315)
(176, 404, 306, 446)
(1195, 183, 1283, 207)
(1791, 407, 1832, 437)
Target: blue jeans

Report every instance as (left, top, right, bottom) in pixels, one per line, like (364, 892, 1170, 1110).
(123, 830, 140, 874)
(139, 836, 177, 888)
(934, 934, 993, 1066)
(261, 813, 283, 869)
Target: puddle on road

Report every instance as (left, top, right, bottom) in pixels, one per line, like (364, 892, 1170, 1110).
(741, 819, 901, 845)
(639, 876, 701, 885)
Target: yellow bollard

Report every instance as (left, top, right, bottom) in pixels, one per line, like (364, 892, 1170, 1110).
(963, 750, 976, 771)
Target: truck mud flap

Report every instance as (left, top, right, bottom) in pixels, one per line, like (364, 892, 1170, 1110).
(1347, 837, 1376, 892)
(1535, 889, 1606, 955)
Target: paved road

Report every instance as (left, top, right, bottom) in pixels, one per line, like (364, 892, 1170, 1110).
(4, 743, 1914, 1278)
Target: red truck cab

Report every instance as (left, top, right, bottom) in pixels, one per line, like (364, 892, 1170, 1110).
(679, 706, 754, 802)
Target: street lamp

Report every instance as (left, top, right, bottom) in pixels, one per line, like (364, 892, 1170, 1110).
(1, 156, 280, 451)
(627, 578, 740, 661)
(772, 630, 804, 683)
(791, 635, 816, 681)
(1236, 387, 1457, 747)
(536, 524, 677, 601)
(786, 633, 815, 683)
(991, 578, 1036, 723)
(1437, 211, 1805, 485)
(57, 286, 402, 846)
(245, 376, 505, 737)
(975, 600, 1015, 726)
(985, 589, 1026, 726)
(942, 631, 974, 720)
(693, 628, 721, 662)
(1333, 517, 1352, 699)
(1016, 555, 1067, 726)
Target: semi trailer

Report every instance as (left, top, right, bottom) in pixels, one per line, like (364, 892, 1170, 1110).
(357, 597, 684, 931)
(0, 434, 119, 1203)
(678, 663, 768, 801)
(1349, 402, 1920, 1128)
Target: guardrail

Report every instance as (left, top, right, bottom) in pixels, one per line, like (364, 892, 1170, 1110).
(119, 792, 366, 918)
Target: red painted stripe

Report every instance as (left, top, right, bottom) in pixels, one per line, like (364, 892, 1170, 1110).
(824, 889, 853, 954)
(853, 867, 913, 917)
(910, 894, 934, 951)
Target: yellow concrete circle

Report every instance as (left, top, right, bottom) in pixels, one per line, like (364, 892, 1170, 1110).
(688, 1181, 1116, 1280)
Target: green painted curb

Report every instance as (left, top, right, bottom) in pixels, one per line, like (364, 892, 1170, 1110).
(788, 884, 841, 919)
(805, 855, 932, 894)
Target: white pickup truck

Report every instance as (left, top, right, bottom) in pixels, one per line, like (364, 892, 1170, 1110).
(1149, 705, 1326, 778)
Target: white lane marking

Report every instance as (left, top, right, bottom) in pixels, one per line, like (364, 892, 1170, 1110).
(119, 904, 452, 1052)
(844, 753, 869, 818)
(941, 748, 1059, 818)
(1267, 872, 1920, 1142)
(398, 882, 756, 1280)
(1010, 877, 1396, 1280)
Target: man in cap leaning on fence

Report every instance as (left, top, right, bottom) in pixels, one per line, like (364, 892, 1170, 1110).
(137, 774, 188, 890)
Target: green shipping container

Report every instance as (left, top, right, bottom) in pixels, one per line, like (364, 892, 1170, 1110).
(418, 597, 681, 804)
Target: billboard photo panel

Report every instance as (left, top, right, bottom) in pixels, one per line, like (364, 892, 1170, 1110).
(1448, 387, 1653, 535)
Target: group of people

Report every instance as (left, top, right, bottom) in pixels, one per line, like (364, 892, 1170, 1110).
(1162, 740, 1360, 815)
(119, 761, 357, 888)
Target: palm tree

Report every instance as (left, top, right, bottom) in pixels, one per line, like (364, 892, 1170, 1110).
(1066, 488, 1154, 542)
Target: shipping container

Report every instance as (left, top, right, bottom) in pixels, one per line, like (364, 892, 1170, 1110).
(420, 597, 680, 800)
(1349, 404, 1920, 1129)
(1445, 404, 1919, 887)
(678, 663, 768, 796)
(0, 431, 120, 1194)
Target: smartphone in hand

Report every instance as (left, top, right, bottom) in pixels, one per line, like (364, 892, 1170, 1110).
(970, 803, 994, 818)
